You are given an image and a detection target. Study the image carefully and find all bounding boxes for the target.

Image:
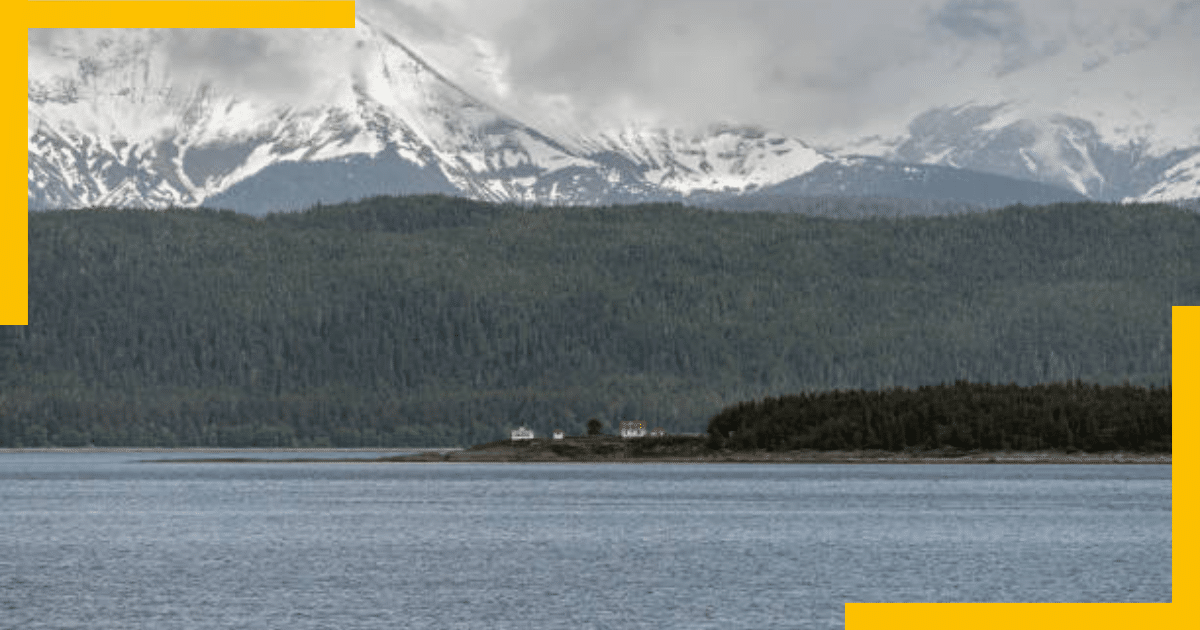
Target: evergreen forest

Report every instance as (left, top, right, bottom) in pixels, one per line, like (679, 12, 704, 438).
(706, 380, 1170, 453)
(1, 195, 1192, 448)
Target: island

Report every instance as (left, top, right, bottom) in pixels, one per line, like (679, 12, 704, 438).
(149, 380, 1172, 465)
(383, 435, 1168, 464)
(148, 434, 1168, 465)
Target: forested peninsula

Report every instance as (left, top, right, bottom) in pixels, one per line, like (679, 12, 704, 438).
(1, 196, 1190, 449)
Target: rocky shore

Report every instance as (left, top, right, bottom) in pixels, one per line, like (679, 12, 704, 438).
(136, 436, 1170, 464)
(388, 436, 1170, 464)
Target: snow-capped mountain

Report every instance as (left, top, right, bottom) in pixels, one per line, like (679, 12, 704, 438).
(28, 17, 1195, 214)
(29, 20, 838, 214)
(29, 21, 612, 212)
(830, 102, 1199, 203)
(754, 155, 1087, 208)
(810, 0, 1200, 206)
(1138, 151, 1200, 203)
(578, 125, 827, 196)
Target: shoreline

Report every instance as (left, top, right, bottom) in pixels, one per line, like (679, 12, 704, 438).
(408, 449, 1170, 465)
(0, 447, 460, 454)
(160, 450, 1168, 465)
(438, 437, 1171, 465)
(0, 444, 1168, 464)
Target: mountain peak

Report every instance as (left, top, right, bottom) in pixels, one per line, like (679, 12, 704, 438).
(28, 20, 1199, 212)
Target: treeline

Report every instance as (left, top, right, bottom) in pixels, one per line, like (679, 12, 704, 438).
(1, 195, 1193, 447)
(707, 380, 1171, 452)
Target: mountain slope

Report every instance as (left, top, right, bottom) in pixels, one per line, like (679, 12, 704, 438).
(756, 156, 1086, 208)
(28, 19, 1200, 212)
(28, 22, 831, 213)
(5, 198, 1188, 446)
(1136, 152, 1200, 203)
(863, 103, 1200, 202)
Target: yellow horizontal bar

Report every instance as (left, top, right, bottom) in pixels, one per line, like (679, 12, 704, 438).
(847, 602, 1186, 629)
(25, 1, 356, 28)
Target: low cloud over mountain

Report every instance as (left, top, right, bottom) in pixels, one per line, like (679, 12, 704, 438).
(28, 2, 1200, 212)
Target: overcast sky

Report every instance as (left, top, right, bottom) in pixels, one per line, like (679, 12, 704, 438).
(357, 0, 1200, 144)
(31, 0, 1200, 145)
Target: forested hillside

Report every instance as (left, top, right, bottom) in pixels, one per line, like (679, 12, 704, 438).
(1, 196, 1192, 447)
(707, 381, 1170, 453)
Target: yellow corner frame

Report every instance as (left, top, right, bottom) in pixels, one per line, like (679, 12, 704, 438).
(850, 307, 1190, 625)
(10, 1, 355, 325)
(10, 3, 1193, 627)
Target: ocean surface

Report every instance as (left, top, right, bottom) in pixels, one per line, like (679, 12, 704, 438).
(0, 452, 1170, 629)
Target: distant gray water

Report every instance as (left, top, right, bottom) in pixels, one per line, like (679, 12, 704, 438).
(0, 453, 1170, 629)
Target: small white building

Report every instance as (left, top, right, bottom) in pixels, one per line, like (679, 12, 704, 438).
(552, 430, 565, 440)
(619, 421, 646, 439)
(511, 426, 534, 441)
(649, 427, 666, 438)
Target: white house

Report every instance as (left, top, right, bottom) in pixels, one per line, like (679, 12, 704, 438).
(511, 426, 534, 441)
(649, 427, 666, 437)
(619, 421, 646, 438)
(552, 430, 565, 440)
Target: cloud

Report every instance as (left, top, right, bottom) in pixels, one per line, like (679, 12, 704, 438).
(29, 1, 1200, 147)
(374, 0, 938, 137)
(163, 30, 310, 99)
(161, 29, 371, 109)
(29, 26, 366, 111)
(928, 0, 1050, 74)
(932, 0, 1027, 41)
(368, 0, 1196, 143)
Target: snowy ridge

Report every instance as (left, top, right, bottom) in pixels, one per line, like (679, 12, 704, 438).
(28, 20, 828, 212)
(842, 101, 1200, 202)
(28, 17, 1198, 212)
(1134, 152, 1200, 203)
(586, 125, 828, 195)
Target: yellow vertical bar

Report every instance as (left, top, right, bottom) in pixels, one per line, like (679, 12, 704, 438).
(1173, 306, 1196, 607)
(3, 3, 29, 324)
(12, 1, 354, 325)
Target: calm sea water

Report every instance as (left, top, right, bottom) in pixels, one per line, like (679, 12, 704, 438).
(0, 452, 1170, 629)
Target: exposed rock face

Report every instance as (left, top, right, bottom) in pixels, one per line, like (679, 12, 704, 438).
(28, 22, 1199, 214)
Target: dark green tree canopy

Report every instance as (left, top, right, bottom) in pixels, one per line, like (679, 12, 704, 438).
(2, 195, 1188, 447)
